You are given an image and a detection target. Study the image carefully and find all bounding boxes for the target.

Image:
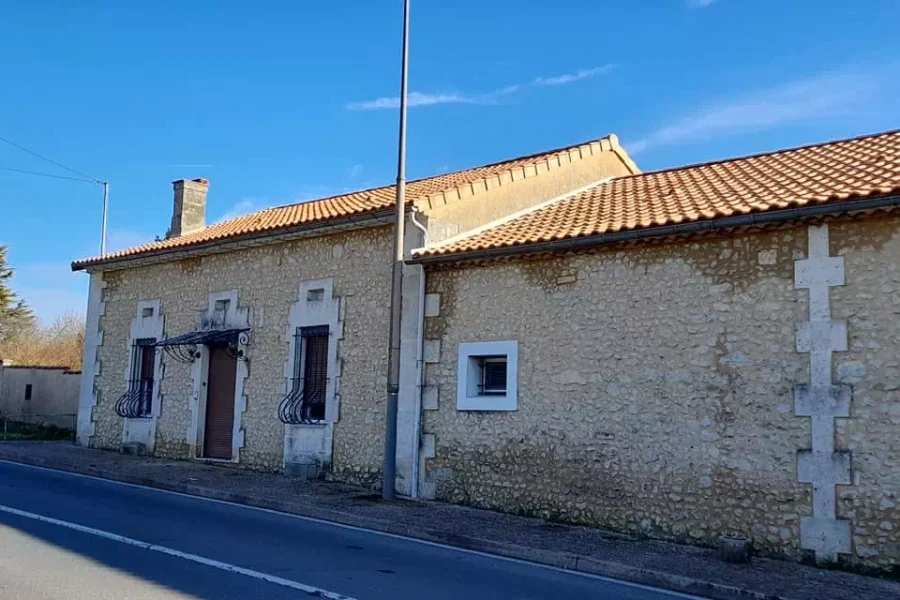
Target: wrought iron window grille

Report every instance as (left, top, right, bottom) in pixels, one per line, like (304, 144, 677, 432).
(115, 338, 156, 418)
(278, 325, 329, 424)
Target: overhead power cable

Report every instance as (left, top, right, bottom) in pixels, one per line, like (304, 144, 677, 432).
(0, 134, 102, 184)
(0, 165, 96, 183)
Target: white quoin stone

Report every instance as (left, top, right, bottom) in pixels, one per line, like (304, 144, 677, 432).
(794, 384, 851, 418)
(793, 224, 852, 563)
(76, 273, 106, 446)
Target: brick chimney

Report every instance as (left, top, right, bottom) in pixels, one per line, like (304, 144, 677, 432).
(167, 178, 208, 238)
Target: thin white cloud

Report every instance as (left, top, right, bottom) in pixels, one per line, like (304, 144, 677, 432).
(629, 69, 880, 155)
(348, 65, 613, 110)
(106, 228, 154, 253)
(533, 65, 615, 86)
(687, 0, 718, 8)
(216, 199, 265, 223)
(349, 164, 364, 178)
(348, 92, 479, 111)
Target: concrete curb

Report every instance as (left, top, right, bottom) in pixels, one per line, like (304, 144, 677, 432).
(2, 454, 780, 600)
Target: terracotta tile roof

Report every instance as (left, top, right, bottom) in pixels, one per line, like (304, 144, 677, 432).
(72, 135, 631, 270)
(415, 129, 900, 261)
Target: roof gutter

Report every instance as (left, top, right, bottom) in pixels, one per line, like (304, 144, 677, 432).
(72, 207, 397, 272)
(410, 193, 900, 267)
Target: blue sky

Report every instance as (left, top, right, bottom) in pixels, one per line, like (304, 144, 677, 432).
(1, 0, 898, 324)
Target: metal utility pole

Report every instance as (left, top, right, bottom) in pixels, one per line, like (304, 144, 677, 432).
(383, 0, 410, 501)
(100, 181, 109, 255)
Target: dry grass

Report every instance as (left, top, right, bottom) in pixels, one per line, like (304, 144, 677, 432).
(0, 312, 84, 370)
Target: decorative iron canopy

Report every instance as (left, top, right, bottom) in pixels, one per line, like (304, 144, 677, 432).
(156, 328, 249, 363)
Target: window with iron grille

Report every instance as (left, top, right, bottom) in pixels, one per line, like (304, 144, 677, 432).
(115, 337, 156, 418)
(279, 325, 329, 424)
(457, 341, 518, 412)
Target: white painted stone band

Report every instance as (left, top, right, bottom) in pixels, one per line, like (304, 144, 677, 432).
(793, 224, 852, 562)
(0, 503, 357, 600)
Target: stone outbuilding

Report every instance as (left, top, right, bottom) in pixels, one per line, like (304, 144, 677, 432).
(409, 130, 900, 571)
(0, 360, 80, 428)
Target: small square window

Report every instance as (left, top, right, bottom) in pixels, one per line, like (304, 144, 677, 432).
(307, 288, 325, 302)
(141, 307, 154, 318)
(457, 341, 518, 411)
(214, 299, 230, 312)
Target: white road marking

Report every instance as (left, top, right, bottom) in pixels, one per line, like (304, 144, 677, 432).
(0, 503, 357, 600)
(0, 459, 704, 599)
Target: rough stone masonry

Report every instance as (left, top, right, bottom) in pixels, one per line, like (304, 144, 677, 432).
(421, 215, 900, 571)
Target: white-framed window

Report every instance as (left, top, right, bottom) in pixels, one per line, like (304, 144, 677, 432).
(279, 325, 330, 424)
(457, 341, 518, 411)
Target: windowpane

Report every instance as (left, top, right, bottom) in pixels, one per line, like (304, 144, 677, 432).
(479, 357, 507, 395)
(134, 338, 156, 418)
(24, 384, 32, 400)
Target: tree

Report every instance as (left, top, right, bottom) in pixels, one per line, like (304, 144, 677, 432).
(0, 312, 84, 369)
(0, 245, 35, 342)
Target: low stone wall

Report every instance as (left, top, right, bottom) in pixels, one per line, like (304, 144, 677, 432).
(421, 214, 900, 571)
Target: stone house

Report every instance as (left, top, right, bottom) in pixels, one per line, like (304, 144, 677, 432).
(409, 130, 900, 570)
(71, 136, 637, 494)
(73, 127, 900, 571)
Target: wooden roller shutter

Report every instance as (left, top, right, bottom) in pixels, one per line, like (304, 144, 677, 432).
(204, 346, 237, 459)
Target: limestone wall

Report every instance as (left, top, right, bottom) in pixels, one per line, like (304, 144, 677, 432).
(91, 227, 392, 485)
(421, 214, 900, 570)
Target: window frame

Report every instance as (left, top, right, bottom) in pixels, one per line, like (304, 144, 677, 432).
(456, 341, 518, 412)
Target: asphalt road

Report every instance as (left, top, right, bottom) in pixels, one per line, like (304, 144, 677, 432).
(0, 460, 698, 600)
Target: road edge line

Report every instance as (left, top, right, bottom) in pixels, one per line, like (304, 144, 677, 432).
(0, 453, 778, 600)
(0, 503, 357, 600)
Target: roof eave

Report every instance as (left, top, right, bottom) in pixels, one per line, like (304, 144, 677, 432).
(409, 193, 900, 267)
(73, 208, 397, 272)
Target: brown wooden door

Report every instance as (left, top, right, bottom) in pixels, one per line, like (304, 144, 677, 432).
(204, 346, 237, 459)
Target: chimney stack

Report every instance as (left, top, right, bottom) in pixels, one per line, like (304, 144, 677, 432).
(167, 178, 208, 238)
